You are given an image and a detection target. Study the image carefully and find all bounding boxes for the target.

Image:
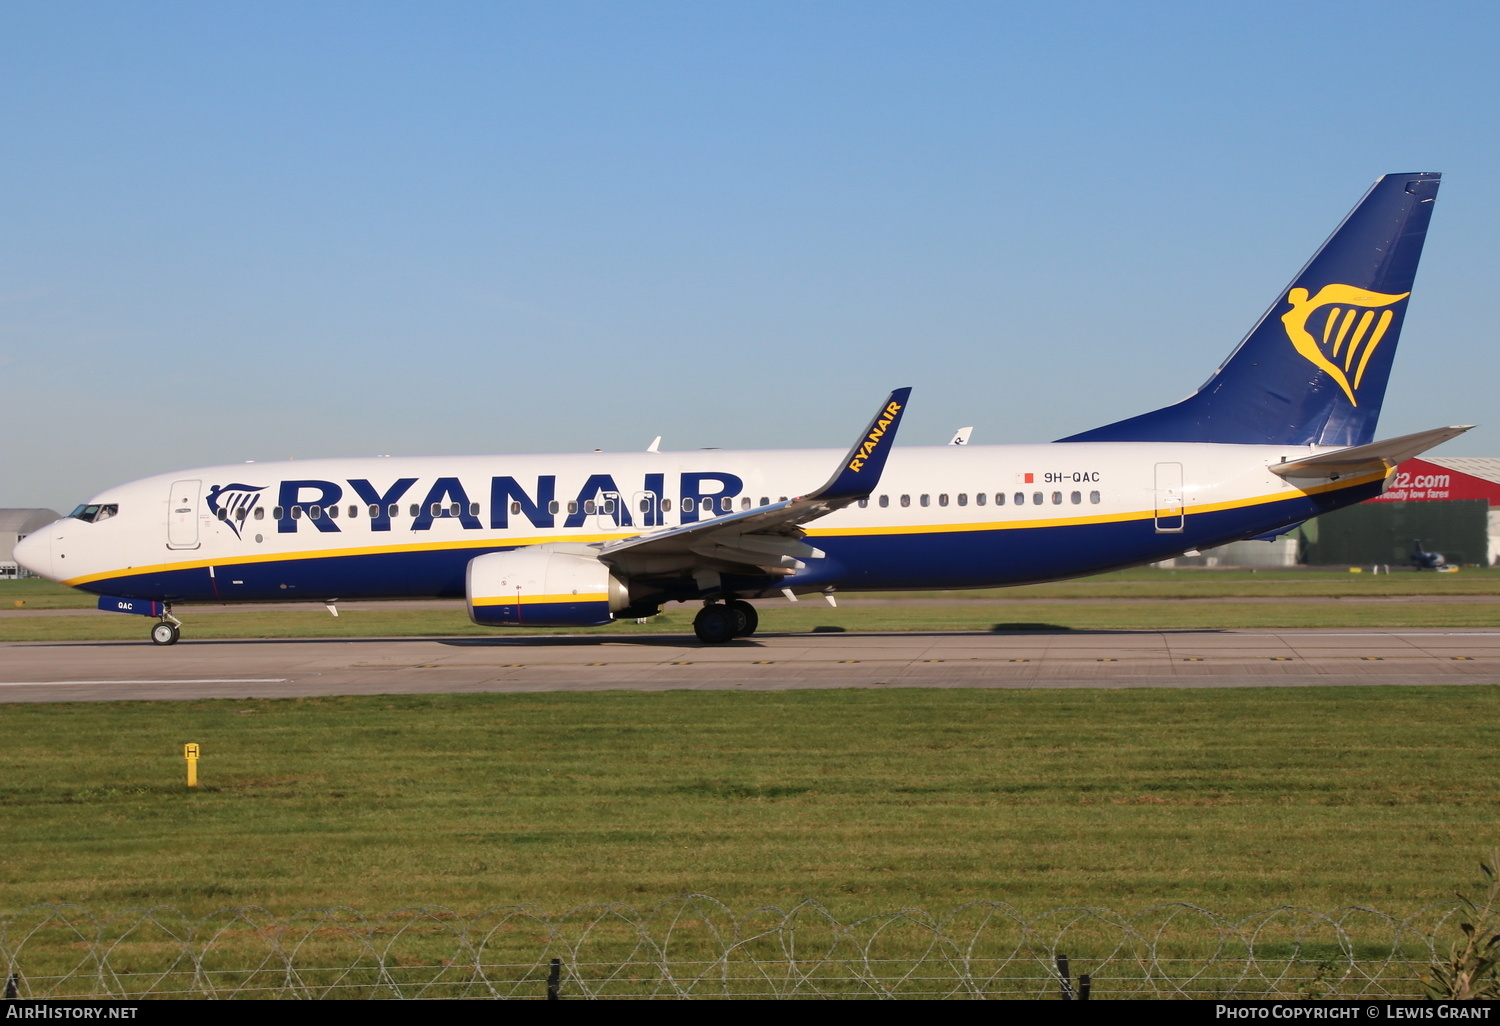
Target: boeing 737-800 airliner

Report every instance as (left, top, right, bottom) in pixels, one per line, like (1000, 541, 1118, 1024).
(15, 172, 1470, 645)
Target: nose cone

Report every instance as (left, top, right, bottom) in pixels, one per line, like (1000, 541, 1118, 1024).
(13, 529, 55, 580)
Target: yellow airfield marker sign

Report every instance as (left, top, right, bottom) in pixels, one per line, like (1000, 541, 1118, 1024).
(184, 743, 200, 788)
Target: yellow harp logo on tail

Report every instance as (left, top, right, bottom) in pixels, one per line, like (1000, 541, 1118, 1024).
(1280, 284, 1408, 406)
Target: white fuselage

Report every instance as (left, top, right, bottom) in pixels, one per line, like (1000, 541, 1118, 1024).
(18, 441, 1374, 604)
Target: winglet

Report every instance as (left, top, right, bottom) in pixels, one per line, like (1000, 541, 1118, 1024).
(807, 387, 912, 502)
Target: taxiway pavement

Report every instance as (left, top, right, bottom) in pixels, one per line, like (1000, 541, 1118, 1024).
(2, 628, 1499, 703)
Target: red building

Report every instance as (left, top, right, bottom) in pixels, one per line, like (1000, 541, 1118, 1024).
(1360, 458, 1500, 566)
(1369, 458, 1500, 507)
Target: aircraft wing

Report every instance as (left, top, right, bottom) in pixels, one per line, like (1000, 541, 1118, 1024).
(1270, 424, 1474, 480)
(598, 388, 910, 579)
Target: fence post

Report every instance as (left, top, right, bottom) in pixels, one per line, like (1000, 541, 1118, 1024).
(1057, 953, 1072, 1000)
(547, 958, 560, 1000)
(1079, 973, 1091, 1000)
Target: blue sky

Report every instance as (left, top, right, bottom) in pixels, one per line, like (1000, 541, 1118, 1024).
(4, 1, 1498, 510)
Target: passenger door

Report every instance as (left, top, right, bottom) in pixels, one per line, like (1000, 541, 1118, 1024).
(167, 479, 202, 549)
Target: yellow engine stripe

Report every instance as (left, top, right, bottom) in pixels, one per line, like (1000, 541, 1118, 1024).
(470, 593, 610, 607)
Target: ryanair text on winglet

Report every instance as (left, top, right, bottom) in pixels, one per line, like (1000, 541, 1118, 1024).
(846, 400, 904, 474)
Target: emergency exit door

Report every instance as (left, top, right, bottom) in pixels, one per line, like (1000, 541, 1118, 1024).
(1154, 463, 1184, 533)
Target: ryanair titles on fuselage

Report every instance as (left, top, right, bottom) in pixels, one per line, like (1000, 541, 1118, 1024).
(211, 470, 749, 535)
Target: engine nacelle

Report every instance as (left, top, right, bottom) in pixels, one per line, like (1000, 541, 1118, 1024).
(466, 546, 629, 628)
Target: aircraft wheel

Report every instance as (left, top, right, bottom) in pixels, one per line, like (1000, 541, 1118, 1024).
(151, 622, 180, 646)
(693, 605, 735, 645)
(729, 600, 759, 637)
(723, 604, 748, 636)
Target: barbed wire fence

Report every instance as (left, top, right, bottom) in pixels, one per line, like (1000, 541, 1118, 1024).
(0, 896, 1470, 999)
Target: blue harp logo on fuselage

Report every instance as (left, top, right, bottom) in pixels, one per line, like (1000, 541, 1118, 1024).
(1280, 284, 1409, 406)
(205, 483, 266, 539)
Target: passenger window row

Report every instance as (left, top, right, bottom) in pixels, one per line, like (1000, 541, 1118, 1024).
(216, 488, 1106, 526)
(221, 502, 486, 522)
(857, 490, 1102, 509)
(219, 495, 763, 523)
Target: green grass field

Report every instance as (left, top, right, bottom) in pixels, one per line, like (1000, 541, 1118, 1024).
(2, 686, 1496, 922)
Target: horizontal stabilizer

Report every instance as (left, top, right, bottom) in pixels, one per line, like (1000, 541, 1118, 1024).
(1270, 425, 1473, 480)
(1248, 522, 1304, 541)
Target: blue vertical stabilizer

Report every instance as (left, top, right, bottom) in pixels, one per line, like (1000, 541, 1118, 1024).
(1060, 172, 1440, 446)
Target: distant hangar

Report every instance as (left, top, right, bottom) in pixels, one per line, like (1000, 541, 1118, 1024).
(1, 509, 61, 578)
(1305, 458, 1500, 567)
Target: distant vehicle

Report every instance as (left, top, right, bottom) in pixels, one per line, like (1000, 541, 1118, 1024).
(1410, 539, 1456, 571)
(15, 173, 1473, 644)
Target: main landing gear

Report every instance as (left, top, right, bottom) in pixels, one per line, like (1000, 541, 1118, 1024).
(692, 600, 759, 644)
(150, 608, 183, 646)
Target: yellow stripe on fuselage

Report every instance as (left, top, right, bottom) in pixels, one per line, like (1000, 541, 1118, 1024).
(59, 530, 634, 588)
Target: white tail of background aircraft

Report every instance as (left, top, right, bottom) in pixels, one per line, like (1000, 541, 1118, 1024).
(15, 172, 1472, 644)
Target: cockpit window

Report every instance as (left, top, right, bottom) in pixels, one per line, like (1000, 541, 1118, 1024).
(68, 504, 119, 523)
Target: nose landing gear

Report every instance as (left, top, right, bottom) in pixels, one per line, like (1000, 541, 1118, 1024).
(150, 607, 183, 646)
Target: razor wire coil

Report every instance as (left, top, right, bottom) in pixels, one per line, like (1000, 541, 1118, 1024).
(0, 896, 1469, 999)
